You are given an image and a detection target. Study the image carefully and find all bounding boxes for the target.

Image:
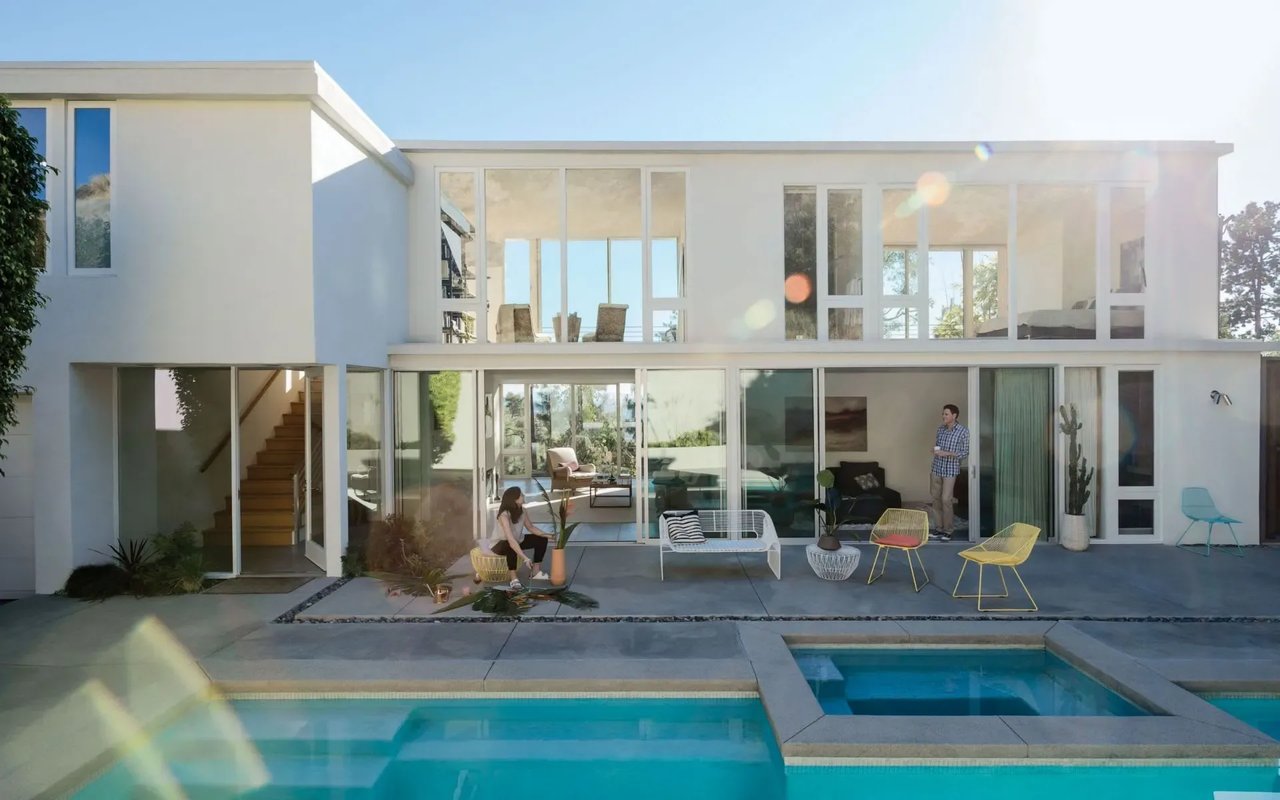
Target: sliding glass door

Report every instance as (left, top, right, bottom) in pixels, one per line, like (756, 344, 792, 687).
(978, 368, 1055, 539)
(741, 369, 816, 538)
(641, 370, 727, 539)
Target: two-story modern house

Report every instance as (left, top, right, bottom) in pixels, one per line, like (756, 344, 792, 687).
(0, 61, 1270, 597)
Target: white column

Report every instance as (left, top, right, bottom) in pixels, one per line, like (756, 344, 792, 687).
(323, 364, 348, 577)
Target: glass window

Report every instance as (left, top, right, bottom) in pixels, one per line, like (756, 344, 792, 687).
(15, 108, 47, 201)
(651, 172, 686, 300)
(1118, 371, 1154, 487)
(881, 306, 919, 339)
(828, 308, 864, 341)
(568, 169, 642, 342)
(1117, 499, 1154, 536)
(644, 370, 726, 538)
(742, 370, 815, 539)
(1015, 185, 1097, 339)
(928, 186, 1008, 339)
(1111, 305, 1145, 339)
(442, 311, 477, 344)
(881, 189, 919, 297)
(73, 107, 111, 270)
(347, 370, 384, 528)
(118, 368, 232, 573)
(1110, 187, 1146, 294)
(784, 186, 817, 340)
(653, 309, 682, 343)
(827, 189, 862, 296)
(439, 172, 478, 300)
(394, 372, 478, 546)
(485, 170, 561, 342)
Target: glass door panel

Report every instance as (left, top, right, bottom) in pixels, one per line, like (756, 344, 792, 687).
(501, 384, 530, 479)
(303, 367, 325, 569)
(643, 370, 726, 539)
(742, 369, 816, 539)
(978, 368, 1054, 539)
(394, 371, 478, 542)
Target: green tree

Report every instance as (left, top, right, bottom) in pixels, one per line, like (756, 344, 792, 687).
(427, 372, 460, 464)
(0, 97, 52, 474)
(1220, 202, 1280, 339)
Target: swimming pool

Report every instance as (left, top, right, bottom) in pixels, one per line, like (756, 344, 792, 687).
(74, 696, 786, 800)
(1205, 694, 1280, 740)
(793, 647, 1148, 716)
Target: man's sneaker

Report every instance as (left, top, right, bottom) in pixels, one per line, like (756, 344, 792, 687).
(928, 530, 952, 542)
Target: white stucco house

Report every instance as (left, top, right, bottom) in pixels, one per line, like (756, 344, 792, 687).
(0, 61, 1271, 597)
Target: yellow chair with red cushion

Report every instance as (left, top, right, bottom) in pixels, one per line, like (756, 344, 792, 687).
(866, 508, 931, 592)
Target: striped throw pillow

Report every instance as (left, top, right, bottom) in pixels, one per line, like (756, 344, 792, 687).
(665, 513, 705, 544)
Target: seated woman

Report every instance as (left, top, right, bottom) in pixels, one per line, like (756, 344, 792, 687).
(490, 486, 552, 590)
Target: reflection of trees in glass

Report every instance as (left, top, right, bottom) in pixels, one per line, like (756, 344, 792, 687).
(649, 428, 720, 448)
(882, 307, 918, 339)
(427, 372, 460, 464)
(882, 249, 918, 295)
(530, 383, 636, 473)
(502, 389, 524, 450)
(784, 187, 817, 339)
(973, 253, 1000, 323)
(75, 174, 111, 269)
(1220, 201, 1280, 339)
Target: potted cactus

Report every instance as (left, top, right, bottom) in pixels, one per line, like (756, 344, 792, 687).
(1058, 404, 1095, 551)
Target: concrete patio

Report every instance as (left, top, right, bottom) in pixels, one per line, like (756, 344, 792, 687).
(3, 544, 1280, 797)
(305, 542, 1280, 620)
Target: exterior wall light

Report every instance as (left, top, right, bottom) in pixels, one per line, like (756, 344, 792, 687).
(1209, 390, 1232, 406)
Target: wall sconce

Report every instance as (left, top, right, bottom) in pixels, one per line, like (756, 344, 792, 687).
(1210, 390, 1233, 406)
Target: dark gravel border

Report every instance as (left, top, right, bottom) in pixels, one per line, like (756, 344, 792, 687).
(271, 581, 1280, 625)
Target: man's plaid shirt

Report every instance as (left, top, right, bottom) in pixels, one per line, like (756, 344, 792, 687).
(931, 423, 970, 477)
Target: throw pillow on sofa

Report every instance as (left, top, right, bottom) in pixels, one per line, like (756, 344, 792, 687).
(855, 472, 880, 490)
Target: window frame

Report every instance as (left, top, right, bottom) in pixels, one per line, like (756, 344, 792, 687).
(12, 101, 60, 271)
(66, 101, 115, 277)
(1105, 366, 1160, 540)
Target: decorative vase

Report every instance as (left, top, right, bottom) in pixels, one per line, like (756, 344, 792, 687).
(433, 584, 453, 604)
(817, 532, 842, 551)
(550, 548, 567, 585)
(1061, 514, 1090, 552)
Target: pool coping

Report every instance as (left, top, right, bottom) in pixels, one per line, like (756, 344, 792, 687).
(741, 621, 1280, 761)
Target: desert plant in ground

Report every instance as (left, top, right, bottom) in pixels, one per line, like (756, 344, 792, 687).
(372, 550, 463, 597)
(341, 549, 367, 578)
(366, 514, 472, 596)
(95, 538, 153, 577)
(433, 584, 599, 616)
(140, 523, 209, 594)
(63, 564, 131, 601)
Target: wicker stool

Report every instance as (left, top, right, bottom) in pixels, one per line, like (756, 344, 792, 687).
(470, 547, 509, 583)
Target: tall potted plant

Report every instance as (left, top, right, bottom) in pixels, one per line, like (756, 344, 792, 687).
(813, 469, 844, 551)
(1058, 404, 1095, 551)
(534, 478, 580, 585)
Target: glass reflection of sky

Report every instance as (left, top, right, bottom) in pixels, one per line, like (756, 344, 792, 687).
(15, 107, 47, 200)
(75, 107, 111, 187)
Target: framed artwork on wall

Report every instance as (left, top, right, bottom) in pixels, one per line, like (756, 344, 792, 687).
(825, 396, 868, 451)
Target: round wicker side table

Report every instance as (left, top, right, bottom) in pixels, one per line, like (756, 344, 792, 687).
(805, 543, 862, 581)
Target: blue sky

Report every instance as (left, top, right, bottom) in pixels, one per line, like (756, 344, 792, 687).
(2, 0, 1277, 212)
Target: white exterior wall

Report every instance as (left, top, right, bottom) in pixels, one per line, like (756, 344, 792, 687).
(0, 397, 35, 597)
(310, 111, 409, 368)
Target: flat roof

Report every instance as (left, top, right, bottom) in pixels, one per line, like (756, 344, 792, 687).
(397, 139, 1234, 155)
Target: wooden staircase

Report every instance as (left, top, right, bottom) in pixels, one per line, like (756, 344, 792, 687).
(203, 380, 323, 548)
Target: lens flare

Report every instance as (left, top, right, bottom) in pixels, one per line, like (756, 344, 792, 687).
(784, 274, 813, 305)
(743, 299, 776, 330)
(916, 172, 951, 207)
(974, 142, 993, 161)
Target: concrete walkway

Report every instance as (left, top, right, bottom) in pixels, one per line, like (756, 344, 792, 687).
(3, 544, 1280, 797)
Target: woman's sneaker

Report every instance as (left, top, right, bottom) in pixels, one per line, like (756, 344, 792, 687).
(529, 570, 550, 581)
(508, 578, 523, 590)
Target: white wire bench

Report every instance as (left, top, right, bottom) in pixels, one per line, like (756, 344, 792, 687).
(659, 509, 781, 580)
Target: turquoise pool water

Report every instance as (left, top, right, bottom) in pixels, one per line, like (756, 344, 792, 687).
(72, 696, 1279, 799)
(75, 697, 786, 800)
(793, 647, 1148, 716)
(1205, 694, 1280, 739)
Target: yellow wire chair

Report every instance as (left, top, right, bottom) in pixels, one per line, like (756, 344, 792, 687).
(470, 547, 510, 583)
(866, 509, 931, 592)
(951, 523, 1041, 612)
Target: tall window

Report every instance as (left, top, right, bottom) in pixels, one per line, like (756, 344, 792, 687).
(567, 169, 643, 342)
(784, 186, 817, 340)
(650, 171, 687, 342)
(1015, 185, 1097, 339)
(1109, 186, 1147, 339)
(72, 106, 111, 271)
(881, 188, 920, 339)
(485, 169, 561, 342)
(1116, 370, 1155, 536)
(927, 186, 1008, 339)
(15, 108, 48, 269)
(439, 171, 478, 342)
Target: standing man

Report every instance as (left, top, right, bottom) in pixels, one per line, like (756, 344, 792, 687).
(929, 404, 969, 542)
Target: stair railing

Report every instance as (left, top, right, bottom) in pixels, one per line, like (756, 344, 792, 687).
(293, 422, 324, 543)
(200, 369, 283, 473)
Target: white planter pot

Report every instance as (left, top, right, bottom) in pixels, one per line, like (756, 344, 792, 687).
(1061, 513, 1090, 551)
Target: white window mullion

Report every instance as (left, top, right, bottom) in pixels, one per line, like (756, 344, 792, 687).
(1007, 184, 1018, 342)
(559, 168, 569, 342)
(867, 186, 883, 339)
(917, 204, 929, 339)
(816, 187, 830, 341)
(476, 170, 489, 344)
(642, 168, 653, 342)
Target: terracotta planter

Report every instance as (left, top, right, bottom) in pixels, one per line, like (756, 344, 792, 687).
(1061, 514, 1090, 552)
(817, 533, 842, 552)
(550, 548, 568, 585)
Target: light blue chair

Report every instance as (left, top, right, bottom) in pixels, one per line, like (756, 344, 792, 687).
(1175, 487, 1244, 557)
